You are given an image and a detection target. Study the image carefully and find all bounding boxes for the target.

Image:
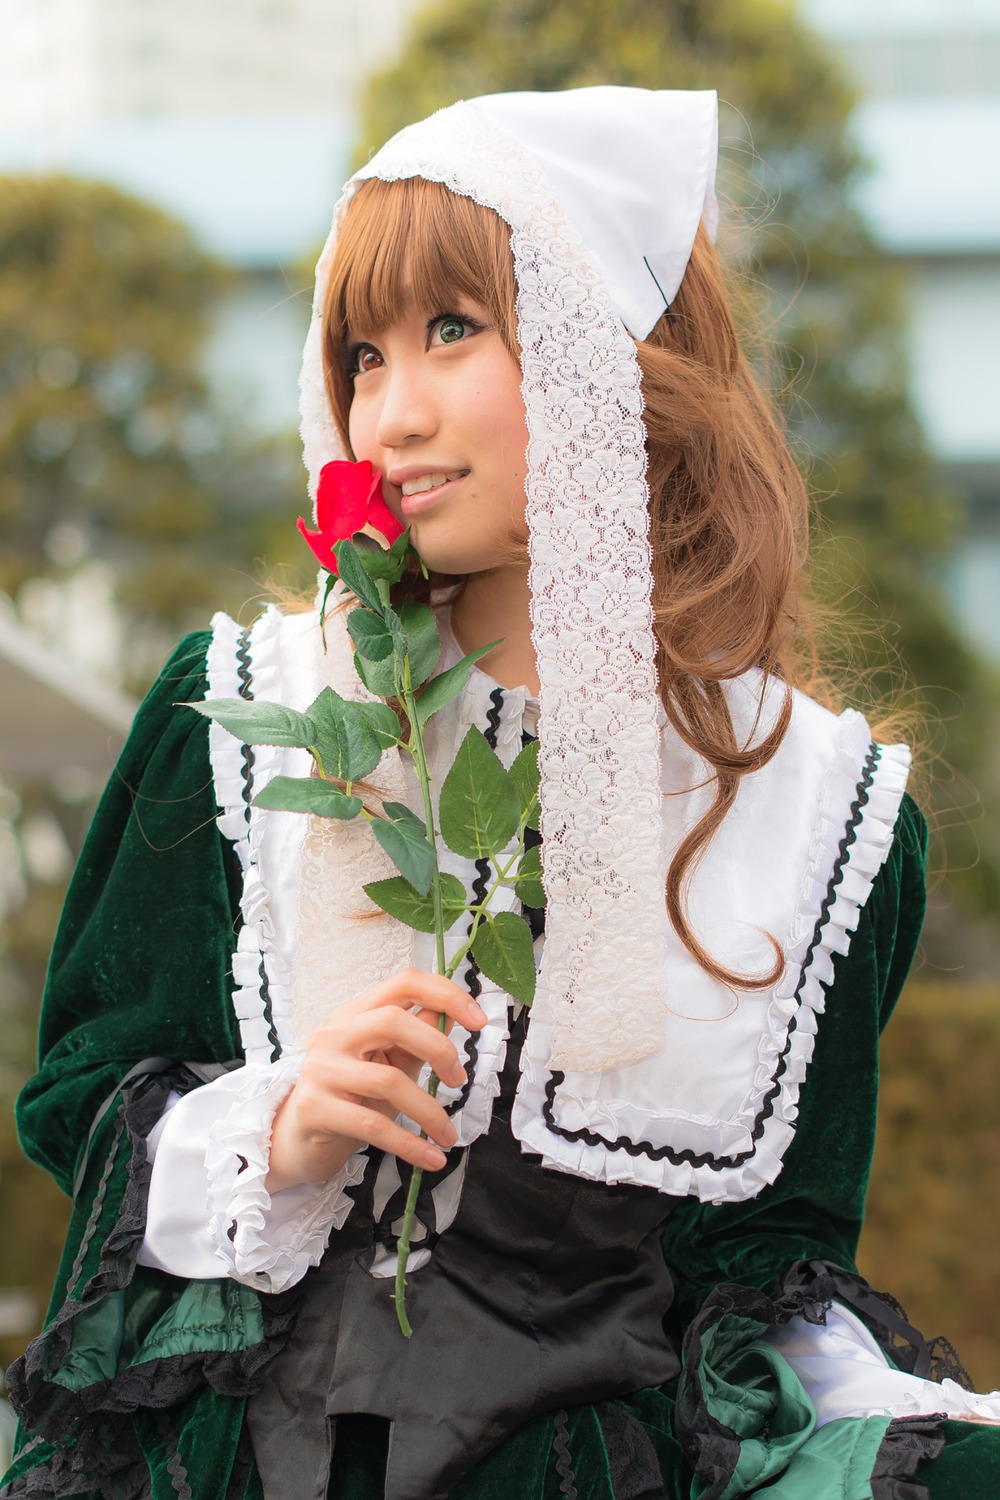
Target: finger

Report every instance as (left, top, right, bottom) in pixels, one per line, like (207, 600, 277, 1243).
(337, 1008, 469, 1083)
(320, 1057, 459, 1149)
(296, 1091, 449, 1172)
(344, 968, 487, 1029)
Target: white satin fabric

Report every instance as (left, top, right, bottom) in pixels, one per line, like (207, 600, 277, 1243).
(138, 1063, 365, 1292)
(767, 1304, 1000, 1426)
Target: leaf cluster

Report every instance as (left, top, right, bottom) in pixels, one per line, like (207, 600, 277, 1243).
(188, 536, 541, 1003)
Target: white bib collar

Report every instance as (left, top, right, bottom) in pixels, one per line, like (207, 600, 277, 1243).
(205, 606, 909, 1203)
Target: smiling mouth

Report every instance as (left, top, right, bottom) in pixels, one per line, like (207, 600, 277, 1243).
(401, 469, 469, 497)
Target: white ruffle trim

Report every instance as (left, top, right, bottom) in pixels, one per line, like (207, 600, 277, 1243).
(205, 1056, 367, 1294)
(207, 609, 314, 1065)
(513, 719, 912, 1203)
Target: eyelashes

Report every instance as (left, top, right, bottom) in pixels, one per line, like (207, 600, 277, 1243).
(341, 310, 487, 376)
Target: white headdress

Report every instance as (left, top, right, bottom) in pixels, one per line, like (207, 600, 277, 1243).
(298, 88, 718, 1074)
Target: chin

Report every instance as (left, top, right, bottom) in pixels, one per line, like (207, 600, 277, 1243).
(409, 538, 491, 577)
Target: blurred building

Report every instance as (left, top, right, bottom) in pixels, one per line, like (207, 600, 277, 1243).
(800, 0, 1000, 658)
(0, 0, 407, 127)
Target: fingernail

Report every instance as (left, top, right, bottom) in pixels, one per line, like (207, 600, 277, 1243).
(450, 1064, 468, 1087)
(424, 1145, 447, 1169)
(467, 1001, 487, 1025)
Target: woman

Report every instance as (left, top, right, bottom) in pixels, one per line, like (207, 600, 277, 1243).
(4, 86, 999, 1500)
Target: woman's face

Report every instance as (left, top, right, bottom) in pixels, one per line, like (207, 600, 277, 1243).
(345, 297, 529, 577)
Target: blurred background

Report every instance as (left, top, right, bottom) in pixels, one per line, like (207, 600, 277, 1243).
(1, 0, 999, 1445)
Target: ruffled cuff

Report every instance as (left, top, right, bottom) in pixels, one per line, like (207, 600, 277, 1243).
(204, 1059, 369, 1294)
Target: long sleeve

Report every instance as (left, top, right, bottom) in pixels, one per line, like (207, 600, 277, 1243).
(5, 635, 296, 1498)
(17, 631, 245, 1198)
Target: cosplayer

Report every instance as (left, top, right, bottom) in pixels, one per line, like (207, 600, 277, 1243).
(4, 87, 1000, 1500)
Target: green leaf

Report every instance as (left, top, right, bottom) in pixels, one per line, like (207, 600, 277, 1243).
(352, 700, 403, 751)
(398, 597, 440, 689)
(347, 604, 405, 663)
(414, 642, 500, 728)
(513, 843, 545, 908)
(363, 871, 468, 933)
(372, 801, 435, 894)
(352, 530, 410, 586)
(439, 726, 521, 859)
(509, 739, 541, 831)
(353, 648, 399, 698)
(252, 776, 362, 819)
(306, 686, 385, 781)
(318, 571, 338, 650)
(184, 698, 316, 749)
(471, 911, 536, 1005)
(333, 537, 385, 614)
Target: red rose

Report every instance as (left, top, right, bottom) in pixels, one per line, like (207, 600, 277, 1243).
(297, 459, 404, 574)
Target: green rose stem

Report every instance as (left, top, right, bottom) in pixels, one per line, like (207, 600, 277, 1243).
(185, 533, 540, 1338)
(393, 651, 448, 1338)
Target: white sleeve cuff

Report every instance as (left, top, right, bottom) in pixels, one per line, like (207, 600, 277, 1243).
(767, 1302, 1000, 1426)
(137, 1060, 368, 1294)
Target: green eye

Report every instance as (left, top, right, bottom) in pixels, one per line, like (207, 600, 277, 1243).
(437, 317, 466, 344)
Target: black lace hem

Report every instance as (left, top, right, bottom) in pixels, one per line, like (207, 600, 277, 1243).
(674, 1270, 831, 1499)
(4, 1065, 298, 1499)
(674, 1259, 968, 1500)
(871, 1416, 947, 1500)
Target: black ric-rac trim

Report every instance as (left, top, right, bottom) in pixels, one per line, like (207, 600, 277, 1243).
(234, 627, 281, 1064)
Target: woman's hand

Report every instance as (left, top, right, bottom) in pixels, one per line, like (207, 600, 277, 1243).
(266, 968, 486, 1193)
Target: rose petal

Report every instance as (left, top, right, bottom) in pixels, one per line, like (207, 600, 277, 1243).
(297, 515, 339, 574)
(315, 459, 376, 539)
(365, 489, 405, 545)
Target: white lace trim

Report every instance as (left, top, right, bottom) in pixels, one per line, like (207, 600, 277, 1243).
(302, 101, 669, 1073)
(206, 609, 314, 1065)
(204, 1056, 366, 1294)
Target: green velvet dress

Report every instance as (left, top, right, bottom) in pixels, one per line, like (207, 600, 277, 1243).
(3, 633, 998, 1500)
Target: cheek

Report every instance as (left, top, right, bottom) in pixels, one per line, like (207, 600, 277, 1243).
(347, 394, 377, 463)
(346, 404, 364, 460)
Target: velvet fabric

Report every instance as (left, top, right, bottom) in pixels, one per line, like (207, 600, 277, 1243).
(4, 633, 998, 1499)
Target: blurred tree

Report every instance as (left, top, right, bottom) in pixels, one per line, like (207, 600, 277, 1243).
(0, 174, 308, 673)
(357, 0, 1000, 938)
(0, 178, 313, 1354)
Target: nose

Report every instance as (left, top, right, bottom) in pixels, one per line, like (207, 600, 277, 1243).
(374, 356, 438, 450)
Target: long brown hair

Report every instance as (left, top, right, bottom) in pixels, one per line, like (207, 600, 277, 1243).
(322, 175, 829, 990)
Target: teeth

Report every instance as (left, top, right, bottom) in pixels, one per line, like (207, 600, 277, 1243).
(401, 470, 467, 497)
